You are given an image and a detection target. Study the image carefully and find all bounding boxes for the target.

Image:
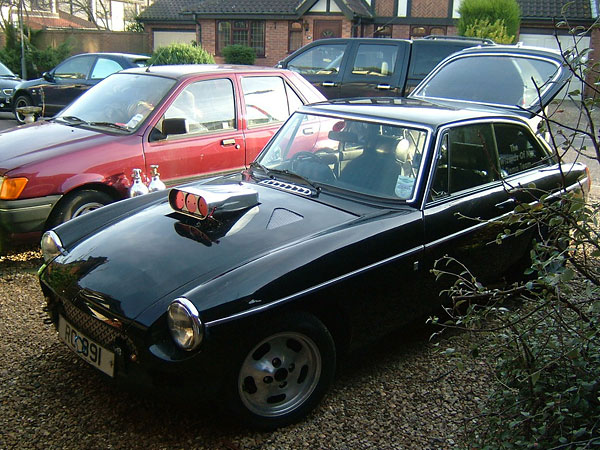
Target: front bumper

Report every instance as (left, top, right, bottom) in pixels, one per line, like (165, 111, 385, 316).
(0, 195, 62, 235)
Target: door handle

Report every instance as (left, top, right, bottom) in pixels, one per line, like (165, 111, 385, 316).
(302, 128, 314, 135)
(222, 138, 236, 146)
(376, 84, 392, 90)
(321, 82, 337, 88)
(495, 198, 516, 210)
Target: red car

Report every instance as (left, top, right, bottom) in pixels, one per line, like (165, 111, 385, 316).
(0, 65, 325, 250)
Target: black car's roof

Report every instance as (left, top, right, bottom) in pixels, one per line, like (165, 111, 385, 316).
(120, 64, 293, 79)
(298, 97, 524, 130)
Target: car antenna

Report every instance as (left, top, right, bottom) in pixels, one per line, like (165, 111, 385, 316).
(146, 46, 166, 72)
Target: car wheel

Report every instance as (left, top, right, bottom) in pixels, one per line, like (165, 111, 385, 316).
(47, 190, 114, 228)
(229, 312, 336, 429)
(13, 94, 34, 124)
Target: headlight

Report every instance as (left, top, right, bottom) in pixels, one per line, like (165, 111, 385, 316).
(2, 88, 14, 96)
(167, 298, 203, 351)
(40, 230, 66, 263)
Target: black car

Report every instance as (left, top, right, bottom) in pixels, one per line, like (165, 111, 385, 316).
(276, 35, 494, 99)
(12, 52, 149, 123)
(38, 46, 589, 429)
(0, 61, 21, 112)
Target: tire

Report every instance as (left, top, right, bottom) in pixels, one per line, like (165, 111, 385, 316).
(13, 94, 34, 124)
(47, 190, 114, 228)
(227, 312, 336, 430)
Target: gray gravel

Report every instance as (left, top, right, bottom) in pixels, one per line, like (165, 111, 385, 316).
(0, 248, 491, 450)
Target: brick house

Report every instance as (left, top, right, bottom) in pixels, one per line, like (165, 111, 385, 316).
(138, 0, 599, 70)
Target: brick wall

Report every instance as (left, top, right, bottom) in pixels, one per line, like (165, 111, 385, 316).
(411, 0, 449, 18)
(588, 27, 600, 98)
(375, 0, 395, 17)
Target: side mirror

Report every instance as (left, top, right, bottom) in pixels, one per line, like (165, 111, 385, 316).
(162, 117, 188, 136)
(43, 72, 55, 82)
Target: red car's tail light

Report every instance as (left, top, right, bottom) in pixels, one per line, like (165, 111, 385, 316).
(168, 184, 259, 220)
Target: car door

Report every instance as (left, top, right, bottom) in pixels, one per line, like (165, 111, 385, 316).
(280, 40, 350, 98)
(43, 55, 96, 115)
(422, 121, 516, 287)
(238, 74, 306, 164)
(339, 41, 410, 98)
(142, 76, 246, 186)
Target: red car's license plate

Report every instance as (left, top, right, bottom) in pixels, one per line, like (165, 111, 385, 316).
(58, 315, 115, 377)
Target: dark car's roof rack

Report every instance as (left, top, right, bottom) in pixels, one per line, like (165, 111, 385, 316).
(421, 35, 495, 45)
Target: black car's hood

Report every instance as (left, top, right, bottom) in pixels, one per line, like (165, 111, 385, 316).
(42, 182, 364, 323)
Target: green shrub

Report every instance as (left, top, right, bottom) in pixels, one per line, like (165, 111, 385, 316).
(222, 44, 256, 65)
(458, 0, 520, 43)
(464, 18, 515, 44)
(148, 43, 215, 65)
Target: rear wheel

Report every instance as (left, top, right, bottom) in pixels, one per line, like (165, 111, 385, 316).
(47, 190, 114, 228)
(227, 312, 336, 429)
(13, 94, 34, 124)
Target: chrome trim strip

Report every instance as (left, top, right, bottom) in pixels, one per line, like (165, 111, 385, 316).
(205, 245, 424, 328)
(259, 179, 313, 196)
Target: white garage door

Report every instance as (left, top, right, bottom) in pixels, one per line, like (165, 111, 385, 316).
(153, 31, 197, 50)
(519, 33, 591, 100)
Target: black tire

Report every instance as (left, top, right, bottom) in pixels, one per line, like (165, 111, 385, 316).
(13, 94, 34, 124)
(227, 312, 336, 430)
(47, 190, 114, 228)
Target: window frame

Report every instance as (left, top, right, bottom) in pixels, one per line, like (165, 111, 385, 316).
(216, 20, 266, 57)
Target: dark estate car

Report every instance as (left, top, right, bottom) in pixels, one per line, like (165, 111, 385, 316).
(0, 65, 324, 250)
(11, 52, 150, 123)
(38, 46, 590, 429)
(0, 61, 22, 112)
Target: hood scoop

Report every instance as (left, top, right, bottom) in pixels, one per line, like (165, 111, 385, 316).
(259, 179, 313, 196)
(169, 184, 258, 220)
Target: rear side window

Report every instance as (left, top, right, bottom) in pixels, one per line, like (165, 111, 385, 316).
(242, 76, 296, 127)
(286, 44, 346, 75)
(409, 42, 469, 78)
(494, 123, 550, 176)
(351, 44, 398, 77)
(54, 55, 95, 80)
(91, 58, 124, 79)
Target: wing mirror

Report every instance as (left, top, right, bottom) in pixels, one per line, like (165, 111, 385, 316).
(162, 118, 188, 136)
(43, 72, 55, 82)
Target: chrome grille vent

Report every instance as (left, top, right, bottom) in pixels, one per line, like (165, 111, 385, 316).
(259, 179, 312, 196)
(62, 298, 136, 353)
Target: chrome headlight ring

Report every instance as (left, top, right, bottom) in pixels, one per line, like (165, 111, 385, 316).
(40, 230, 67, 263)
(167, 297, 204, 351)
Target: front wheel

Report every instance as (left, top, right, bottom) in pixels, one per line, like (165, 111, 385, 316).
(228, 312, 336, 429)
(47, 190, 114, 228)
(13, 94, 34, 124)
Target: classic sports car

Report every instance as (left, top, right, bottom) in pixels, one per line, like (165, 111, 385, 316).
(38, 47, 590, 429)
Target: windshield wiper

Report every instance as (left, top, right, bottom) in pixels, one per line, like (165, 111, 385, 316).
(58, 115, 87, 124)
(249, 161, 273, 177)
(88, 121, 129, 131)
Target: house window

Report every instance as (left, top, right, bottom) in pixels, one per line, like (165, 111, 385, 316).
(374, 25, 392, 38)
(217, 20, 265, 57)
(289, 21, 303, 53)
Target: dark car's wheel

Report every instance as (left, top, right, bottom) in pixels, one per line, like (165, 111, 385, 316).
(47, 190, 114, 228)
(13, 94, 34, 124)
(228, 312, 336, 430)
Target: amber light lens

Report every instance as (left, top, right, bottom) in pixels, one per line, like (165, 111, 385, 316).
(0, 177, 28, 200)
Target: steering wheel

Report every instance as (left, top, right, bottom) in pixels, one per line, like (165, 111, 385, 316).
(290, 151, 336, 182)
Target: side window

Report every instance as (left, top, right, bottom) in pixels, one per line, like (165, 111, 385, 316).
(430, 123, 499, 199)
(161, 78, 235, 138)
(286, 44, 346, 75)
(91, 58, 124, 79)
(242, 76, 291, 127)
(54, 55, 95, 80)
(351, 44, 398, 77)
(494, 123, 550, 176)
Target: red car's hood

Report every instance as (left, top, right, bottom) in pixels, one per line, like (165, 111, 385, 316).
(0, 120, 122, 174)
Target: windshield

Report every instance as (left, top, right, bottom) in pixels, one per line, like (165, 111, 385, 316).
(57, 72, 176, 131)
(0, 61, 15, 77)
(412, 55, 561, 109)
(256, 112, 428, 200)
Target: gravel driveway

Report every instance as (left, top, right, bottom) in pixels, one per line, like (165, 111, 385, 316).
(0, 248, 491, 450)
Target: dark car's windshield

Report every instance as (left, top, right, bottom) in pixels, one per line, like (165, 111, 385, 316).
(255, 112, 428, 200)
(56, 72, 176, 132)
(0, 61, 15, 77)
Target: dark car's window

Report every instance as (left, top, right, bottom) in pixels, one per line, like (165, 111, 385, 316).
(287, 44, 346, 75)
(161, 78, 235, 138)
(242, 76, 297, 127)
(90, 58, 124, 79)
(409, 42, 469, 78)
(431, 123, 499, 199)
(494, 123, 550, 176)
(54, 55, 95, 80)
(351, 44, 398, 77)
(413, 55, 560, 109)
